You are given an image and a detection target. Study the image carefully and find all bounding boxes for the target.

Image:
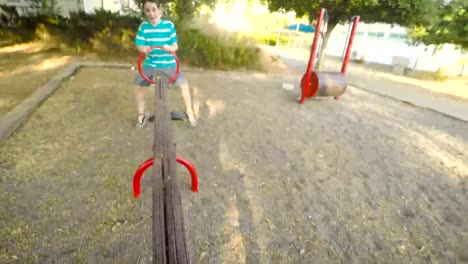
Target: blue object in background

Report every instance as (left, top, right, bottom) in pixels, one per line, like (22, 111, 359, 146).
(285, 24, 315, 33)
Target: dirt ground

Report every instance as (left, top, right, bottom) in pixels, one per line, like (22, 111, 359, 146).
(0, 43, 73, 116)
(0, 66, 467, 263)
(0, 42, 139, 117)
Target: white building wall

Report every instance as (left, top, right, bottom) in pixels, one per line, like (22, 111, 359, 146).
(1, 0, 124, 16)
(83, 0, 122, 13)
(59, 0, 81, 16)
(325, 22, 467, 76)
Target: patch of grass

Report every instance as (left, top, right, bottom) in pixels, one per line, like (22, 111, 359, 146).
(405, 69, 449, 81)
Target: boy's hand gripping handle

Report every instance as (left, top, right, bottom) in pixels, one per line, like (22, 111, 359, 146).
(137, 46, 180, 84)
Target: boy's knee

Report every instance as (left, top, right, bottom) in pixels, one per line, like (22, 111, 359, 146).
(133, 85, 143, 91)
(175, 76, 189, 89)
(178, 81, 189, 89)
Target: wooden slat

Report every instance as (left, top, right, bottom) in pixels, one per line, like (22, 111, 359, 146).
(168, 142, 189, 263)
(158, 76, 176, 262)
(153, 73, 190, 264)
(153, 76, 167, 264)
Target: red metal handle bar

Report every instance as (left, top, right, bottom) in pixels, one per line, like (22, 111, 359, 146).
(137, 46, 180, 84)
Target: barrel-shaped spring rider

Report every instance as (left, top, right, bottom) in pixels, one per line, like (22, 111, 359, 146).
(299, 9, 359, 104)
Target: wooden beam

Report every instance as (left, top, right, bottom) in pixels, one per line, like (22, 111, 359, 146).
(153, 76, 167, 263)
(152, 73, 190, 264)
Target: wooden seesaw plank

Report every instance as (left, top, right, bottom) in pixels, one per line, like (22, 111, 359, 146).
(152, 73, 189, 264)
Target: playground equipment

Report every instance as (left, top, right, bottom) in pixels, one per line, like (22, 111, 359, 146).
(133, 46, 197, 263)
(299, 8, 360, 104)
(133, 145, 198, 197)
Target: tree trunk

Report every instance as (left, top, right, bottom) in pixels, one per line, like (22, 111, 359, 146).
(316, 23, 336, 71)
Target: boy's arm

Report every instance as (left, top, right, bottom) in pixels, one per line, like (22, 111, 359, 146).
(163, 43, 178, 52)
(163, 22, 178, 52)
(135, 23, 150, 53)
(166, 42, 178, 52)
(137, 45, 151, 53)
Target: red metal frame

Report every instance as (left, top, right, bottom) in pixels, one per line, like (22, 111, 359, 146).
(300, 10, 360, 103)
(334, 16, 359, 101)
(137, 46, 180, 84)
(133, 156, 199, 198)
(300, 8, 325, 104)
(341, 16, 360, 74)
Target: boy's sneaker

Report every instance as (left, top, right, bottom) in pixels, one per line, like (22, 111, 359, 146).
(136, 110, 149, 128)
(170, 111, 186, 120)
(147, 112, 184, 122)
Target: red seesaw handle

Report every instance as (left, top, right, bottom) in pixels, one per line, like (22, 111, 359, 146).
(133, 156, 199, 198)
(137, 46, 180, 84)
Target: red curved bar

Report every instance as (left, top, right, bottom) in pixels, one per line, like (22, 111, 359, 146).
(175, 157, 198, 193)
(133, 156, 198, 198)
(137, 46, 180, 84)
(133, 158, 154, 198)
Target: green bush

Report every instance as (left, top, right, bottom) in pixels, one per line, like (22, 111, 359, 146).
(176, 26, 262, 70)
(89, 27, 136, 54)
(62, 9, 140, 52)
(1, 4, 63, 45)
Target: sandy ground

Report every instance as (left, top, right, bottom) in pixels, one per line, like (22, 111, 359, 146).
(0, 66, 467, 263)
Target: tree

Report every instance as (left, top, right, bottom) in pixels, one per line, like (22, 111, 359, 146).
(408, 0, 468, 49)
(265, 0, 443, 69)
(133, 0, 216, 22)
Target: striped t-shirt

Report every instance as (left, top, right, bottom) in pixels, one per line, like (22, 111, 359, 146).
(135, 20, 177, 68)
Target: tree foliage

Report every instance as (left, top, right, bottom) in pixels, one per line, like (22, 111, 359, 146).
(133, 0, 216, 21)
(408, 0, 468, 48)
(266, 0, 441, 28)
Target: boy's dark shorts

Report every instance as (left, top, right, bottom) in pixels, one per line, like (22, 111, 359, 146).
(134, 66, 188, 88)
